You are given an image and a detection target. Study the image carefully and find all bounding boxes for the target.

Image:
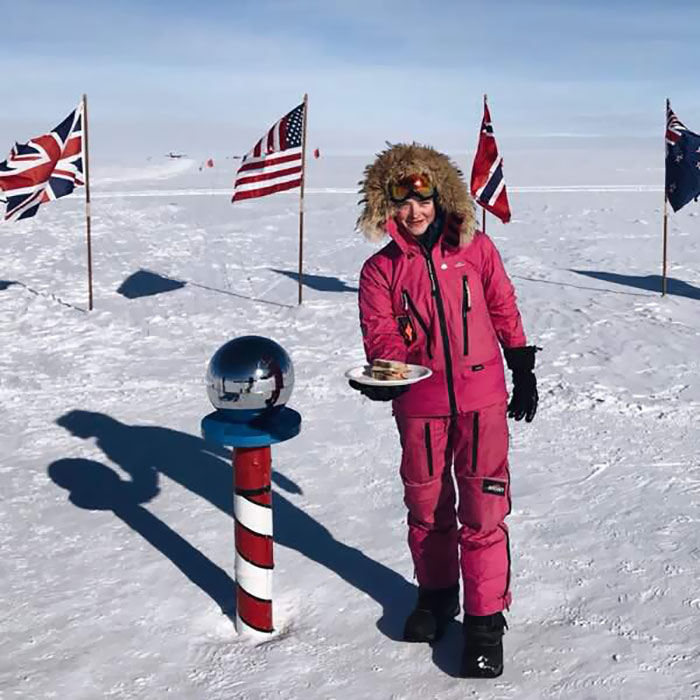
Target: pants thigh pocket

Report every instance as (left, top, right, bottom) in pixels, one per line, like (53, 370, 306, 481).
(469, 407, 509, 480)
(457, 476, 509, 533)
(399, 420, 440, 483)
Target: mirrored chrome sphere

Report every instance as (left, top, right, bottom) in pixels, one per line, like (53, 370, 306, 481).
(206, 336, 294, 419)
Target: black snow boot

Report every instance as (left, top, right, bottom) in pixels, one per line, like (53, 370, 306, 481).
(402, 584, 460, 643)
(460, 612, 507, 678)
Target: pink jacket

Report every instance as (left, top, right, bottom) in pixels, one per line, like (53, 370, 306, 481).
(359, 217, 527, 418)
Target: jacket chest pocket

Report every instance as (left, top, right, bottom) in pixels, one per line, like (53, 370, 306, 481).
(442, 265, 475, 357)
(400, 289, 433, 359)
(461, 275, 471, 356)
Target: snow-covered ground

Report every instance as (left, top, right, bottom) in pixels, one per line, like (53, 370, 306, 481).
(1, 153, 699, 699)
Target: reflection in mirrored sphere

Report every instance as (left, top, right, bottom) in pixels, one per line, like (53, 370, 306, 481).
(206, 336, 294, 419)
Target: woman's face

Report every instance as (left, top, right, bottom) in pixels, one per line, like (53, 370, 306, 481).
(395, 198, 436, 237)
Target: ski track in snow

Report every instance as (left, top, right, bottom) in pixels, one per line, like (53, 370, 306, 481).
(1, 159, 700, 699)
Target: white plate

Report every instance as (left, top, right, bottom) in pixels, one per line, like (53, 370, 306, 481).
(345, 364, 433, 387)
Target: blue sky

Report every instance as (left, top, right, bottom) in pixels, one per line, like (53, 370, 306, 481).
(2, 0, 700, 159)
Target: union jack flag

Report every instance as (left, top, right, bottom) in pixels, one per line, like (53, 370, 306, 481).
(232, 102, 305, 202)
(665, 102, 700, 212)
(666, 104, 687, 147)
(0, 102, 85, 222)
(470, 99, 511, 224)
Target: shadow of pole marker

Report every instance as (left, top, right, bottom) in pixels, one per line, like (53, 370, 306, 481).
(48, 458, 236, 614)
(53, 409, 414, 643)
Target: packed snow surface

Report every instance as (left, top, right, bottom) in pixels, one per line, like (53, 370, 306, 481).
(1, 152, 699, 699)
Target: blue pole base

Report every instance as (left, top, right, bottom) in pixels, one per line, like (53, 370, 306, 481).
(201, 407, 302, 447)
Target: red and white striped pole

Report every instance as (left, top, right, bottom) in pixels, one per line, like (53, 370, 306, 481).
(202, 335, 301, 639)
(233, 446, 274, 638)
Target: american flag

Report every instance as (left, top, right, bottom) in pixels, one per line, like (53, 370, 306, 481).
(232, 102, 305, 202)
(665, 102, 700, 213)
(470, 100, 511, 224)
(0, 102, 84, 222)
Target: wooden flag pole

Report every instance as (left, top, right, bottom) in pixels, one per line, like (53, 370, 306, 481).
(82, 93, 94, 311)
(662, 98, 669, 297)
(662, 196, 669, 297)
(481, 94, 488, 234)
(297, 94, 309, 306)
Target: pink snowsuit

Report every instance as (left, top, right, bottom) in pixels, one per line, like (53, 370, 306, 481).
(358, 215, 527, 615)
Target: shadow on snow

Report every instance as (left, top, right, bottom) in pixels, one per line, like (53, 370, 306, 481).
(116, 267, 294, 308)
(49, 456, 237, 615)
(0, 279, 87, 311)
(50, 410, 414, 641)
(117, 269, 186, 299)
(270, 268, 359, 293)
(570, 270, 700, 299)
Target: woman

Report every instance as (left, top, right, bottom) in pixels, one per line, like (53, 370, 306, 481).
(349, 143, 539, 678)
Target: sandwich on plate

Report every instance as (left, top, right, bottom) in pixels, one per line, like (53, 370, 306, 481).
(370, 359, 410, 381)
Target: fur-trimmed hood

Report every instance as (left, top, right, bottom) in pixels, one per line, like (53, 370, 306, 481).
(356, 143, 476, 246)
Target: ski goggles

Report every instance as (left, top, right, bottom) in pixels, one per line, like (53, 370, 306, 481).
(388, 173, 436, 203)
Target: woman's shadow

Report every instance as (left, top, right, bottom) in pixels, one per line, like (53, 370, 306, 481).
(52, 410, 416, 640)
(49, 457, 237, 615)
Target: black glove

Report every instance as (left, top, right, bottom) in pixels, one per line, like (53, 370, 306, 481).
(503, 346, 539, 423)
(348, 379, 408, 402)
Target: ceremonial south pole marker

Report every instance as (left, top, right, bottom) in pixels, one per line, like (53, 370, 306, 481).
(201, 336, 301, 639)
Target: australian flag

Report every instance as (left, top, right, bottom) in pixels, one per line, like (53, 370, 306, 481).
(0, 102, 84, 222)
(665, 103, 700, 213)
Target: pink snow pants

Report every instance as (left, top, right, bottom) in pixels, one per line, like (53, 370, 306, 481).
(395, 401, 512, 616)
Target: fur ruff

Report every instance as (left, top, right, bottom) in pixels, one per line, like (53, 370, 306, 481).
(356, 142, 476, 246)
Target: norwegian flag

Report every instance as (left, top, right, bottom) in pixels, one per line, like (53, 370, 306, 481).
(0, 102, 84, 222)
(665, 102, 700, 212)
(232, 102, 305, 202)
(470, 99, 511, 224)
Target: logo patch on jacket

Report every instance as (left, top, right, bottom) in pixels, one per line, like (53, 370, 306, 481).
(482, 479, 506, 496)
(397, 316, 416, 345)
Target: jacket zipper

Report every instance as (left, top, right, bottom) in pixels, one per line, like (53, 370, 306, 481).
(402, 290, 433, 359)
(424, 423, 434, 477)
(471, 412, 479, 473)
(421, 250, 458, 416)
(502, 430, 512, 605)
(462, 275, 471, 356)
(499, 523, 512, 606)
